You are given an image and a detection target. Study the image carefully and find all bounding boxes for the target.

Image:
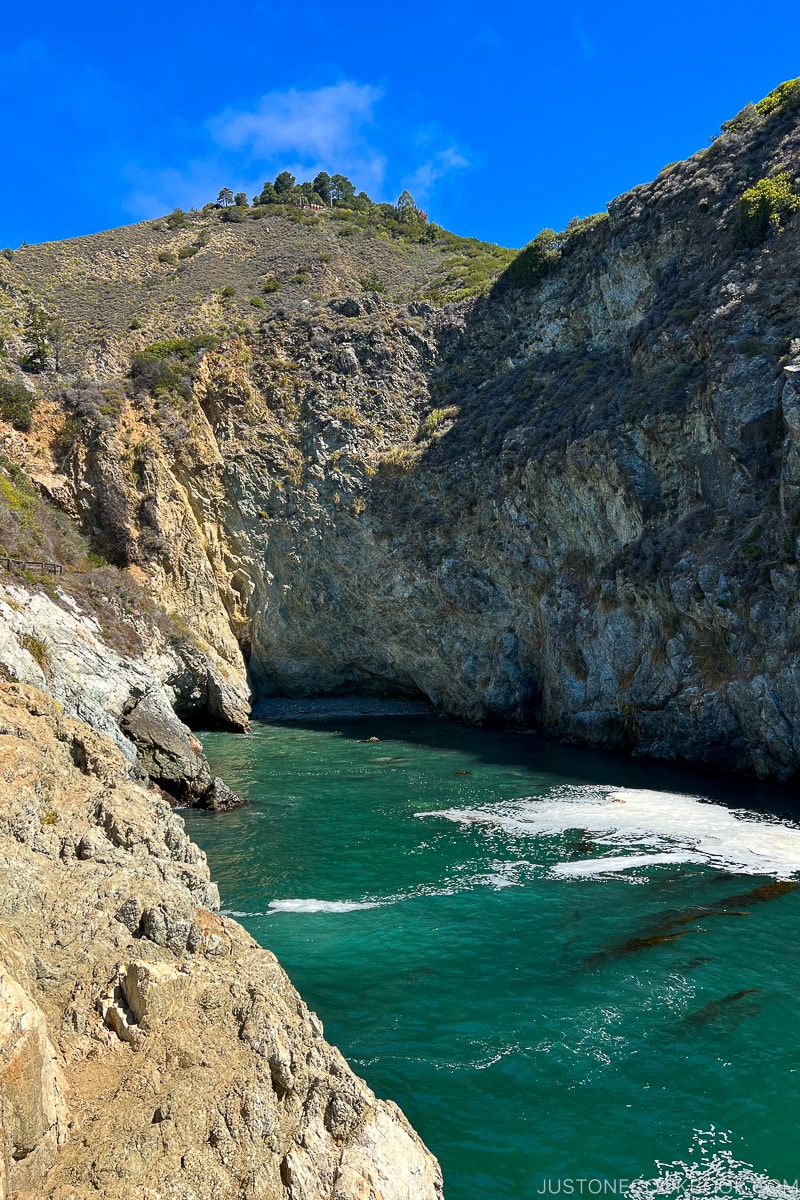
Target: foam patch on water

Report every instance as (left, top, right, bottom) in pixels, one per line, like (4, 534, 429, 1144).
(268, 898, 383, 914)
(627, 1128, 800, 1198)
(480, 859, 539, 889)
(418, 786, 800, 878)
(552, 852, 704, 877)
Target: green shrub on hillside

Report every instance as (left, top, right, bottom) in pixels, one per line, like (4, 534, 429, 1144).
(0, 461, 37, 514)
(422, 234, 516, 302)
(0, 379, 37, 431)
(755, 78, 800, 117)
(499, 213, 607, 290)
(220, 206, 247, 223)
(733, 173, 800, 248)
(20, 633, 51, 672)
(166, 208, 187, 229)
(721, 104, 758, 133)
(359, 271, 385, 293)
(130, 334, 219, 396)
(503, 229, 562, 286)
(263, 279, 280, 293)
(158, 250, 176, 264)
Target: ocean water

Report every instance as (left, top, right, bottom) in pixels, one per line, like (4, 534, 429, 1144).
(184, 717, 800, 1200)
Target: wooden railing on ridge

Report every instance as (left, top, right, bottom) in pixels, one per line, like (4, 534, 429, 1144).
(2, 558, 64, 576)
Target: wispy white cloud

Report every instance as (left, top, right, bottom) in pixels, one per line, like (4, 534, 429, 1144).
(405, 146, 470, 201)
(122, 80, 469, 220)
(209, 81, 386, 191)
(122, 161, 242, 220)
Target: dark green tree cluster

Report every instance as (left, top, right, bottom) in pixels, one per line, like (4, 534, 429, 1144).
(21, 303, 67, 373)
(207, 172, 434, 242)
(130, 334, 220, 397)
(251, 169, 367, 211)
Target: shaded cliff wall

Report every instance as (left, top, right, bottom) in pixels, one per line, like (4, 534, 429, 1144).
(162, 99, 799, 780)
(7, 94, 800, 781)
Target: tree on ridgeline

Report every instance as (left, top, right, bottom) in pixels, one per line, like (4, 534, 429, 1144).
(312, 171, 332, 205)
(194, 165, 440, 247)
(274, 171, 296, 195)
(396, 190, 417, 222)
(330, 174, 356, 204)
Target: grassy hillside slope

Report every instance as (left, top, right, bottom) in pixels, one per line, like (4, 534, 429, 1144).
(4, 207, 514, 377)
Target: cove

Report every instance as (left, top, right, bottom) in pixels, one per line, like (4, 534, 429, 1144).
(184, 716, 800, 1200)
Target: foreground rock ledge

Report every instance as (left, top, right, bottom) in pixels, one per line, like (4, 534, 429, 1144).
(0, 682, 443, 1200)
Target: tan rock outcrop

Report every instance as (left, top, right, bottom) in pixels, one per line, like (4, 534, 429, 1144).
(0, 683, 443, 1199)
(0, 967, 69, 1198)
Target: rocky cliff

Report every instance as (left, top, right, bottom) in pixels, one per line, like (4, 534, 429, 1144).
(7, 86, 798, 780)
(2, 73, 800, 1200)
(0, 681, 443, 1199)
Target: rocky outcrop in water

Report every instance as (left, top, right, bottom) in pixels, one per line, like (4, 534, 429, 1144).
(0, 579, 233, 802)
(0, 681, 443, 1199)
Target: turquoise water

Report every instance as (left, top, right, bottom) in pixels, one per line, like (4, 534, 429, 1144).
(184, 718, 800, 1199)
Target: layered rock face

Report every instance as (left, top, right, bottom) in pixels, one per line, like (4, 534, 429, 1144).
(82, 97, 800, 780)
(0, 682, 443, 1199)
(6, 95, 800, 786)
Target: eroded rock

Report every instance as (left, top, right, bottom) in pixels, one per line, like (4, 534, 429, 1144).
(0, 683, 443, 1200)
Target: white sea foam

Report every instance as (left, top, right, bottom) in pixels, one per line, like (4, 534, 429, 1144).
(552, 852, 704, 877)
(480, 859, 538, 888)
(418, 786, 800, 878)
(268, 898, 383, 914)
(627, 1128, 800, 1198)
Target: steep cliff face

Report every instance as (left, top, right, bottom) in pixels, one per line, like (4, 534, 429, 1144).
(5, 88, 800, 782)
(0, 682, 443, 1199)
(186, 95, 800, 781)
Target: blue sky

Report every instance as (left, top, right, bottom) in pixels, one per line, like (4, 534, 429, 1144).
(2, 2, 798, 249)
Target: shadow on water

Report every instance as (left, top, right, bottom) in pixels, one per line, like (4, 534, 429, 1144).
(584, 880, 798, 966)
(219, 709, 800, 823)
(683, 988, 764, 1029)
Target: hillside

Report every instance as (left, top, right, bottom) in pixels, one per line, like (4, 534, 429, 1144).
(3, 205, 513, 376)
(1, 80, 800, 785)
